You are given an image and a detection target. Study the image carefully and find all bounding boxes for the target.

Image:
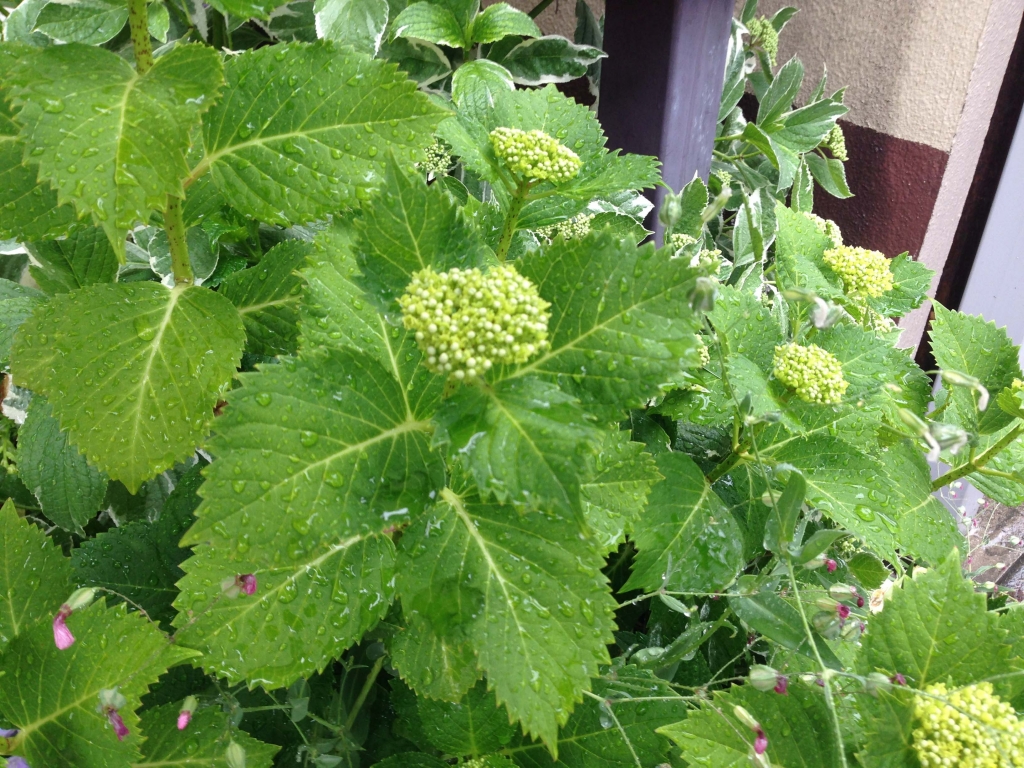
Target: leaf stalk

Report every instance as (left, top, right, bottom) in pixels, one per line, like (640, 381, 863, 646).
(931, 422, 1024, 491)
(164, 196, 194, 285)
(127, 0, 154, 75)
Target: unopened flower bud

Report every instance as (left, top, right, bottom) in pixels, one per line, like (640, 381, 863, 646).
(841, 620, 864, 641)
(178, 696, 198, 730)
(823, 246, 894, 298)
(489, 127, 581, 184)
(829, 583, 857, 601)
(226, 741, 246, 768)
(940, 369, 989, 411)
(746, 17, 779, 66)
(98, 688, 129, 741)
(221, 574, 258, 599)
(804, 554, 827, 570)
(52, 588, 95, 651)
(749, 665, 780, 692)
(822, 124, 848, 162)
(812, 610, 841, 639)
(773, 343, 848, 405)
(825, 558, 838, 573)
(864, 672, 890, 697)
(733, 705, 760, 732)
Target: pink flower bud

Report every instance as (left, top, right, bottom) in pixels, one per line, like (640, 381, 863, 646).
(98, 688, 128, 740)
(754, 728, 768, 755)
(890, 673, 906, 686)
(773, 675, 788, 695)
(239, 574, 257, 596)
(856, 595, 865, 608)
(836, 603, 851, 620)
(177, 696, 198, 730)
(107, 709, 129, 741)
(53, 605, 75, 650)
(825, 558, 838, 573)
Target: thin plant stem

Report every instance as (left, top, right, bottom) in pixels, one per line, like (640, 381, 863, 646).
(128, 0, 154, 74)
(495, 180, 531, 261)
(932, 422, 1024, 490)
(344, 654, 385, 731)
(164, 196, 194, 285)
(528, 0, 555, 18)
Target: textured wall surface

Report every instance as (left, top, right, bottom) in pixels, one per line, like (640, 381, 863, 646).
(745, 0, 994, 152)
(483, 0, 605, 38)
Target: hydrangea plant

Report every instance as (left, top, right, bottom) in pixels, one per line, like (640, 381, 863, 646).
(1, 0, 1024, 767)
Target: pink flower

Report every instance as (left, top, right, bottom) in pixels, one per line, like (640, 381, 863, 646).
(177, 710, 192, 730)
(754, 727, 768, 755)
(891, 673, 906, 686)
(53, 605, 75, 650)
(773, 675, 788, 695)
(239, 574, 257, 596)
(106, 709, 129, 741)
(825, 558, 838, 573)
(836, 603, 851, 620)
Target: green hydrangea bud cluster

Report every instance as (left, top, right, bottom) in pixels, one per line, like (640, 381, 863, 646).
(823, 245, 894, 298)
(913, 682, 1024, 768)
(697, 338, 711, 368)
(490, 127, 582, 184)
(536, 213, 594, 242)
(803, 212, 844, 249)
(747, 17, 779, 65)
(668, 233, 697, 251)
(773, 343, 849, 404)
(399, 265, 551, 380)
(823, 124, 849, 162)
(421, 139, 452, 177)
(714, 170, 733, 188)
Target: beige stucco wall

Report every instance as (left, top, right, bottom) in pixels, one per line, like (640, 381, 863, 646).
(483, 0, 604, 40)
(745, 0, 995, 152)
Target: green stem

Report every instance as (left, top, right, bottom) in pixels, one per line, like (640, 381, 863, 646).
(528, 0, 555, 18)
(706, 448, 745, 484)
(164, 196, 194, 285)
(931, 422, 1024, 491)
(344, 654, 385, 732)
(715, 133, 745, 143)
(127, 0, 154, 74)
(495, 180, 530, 261)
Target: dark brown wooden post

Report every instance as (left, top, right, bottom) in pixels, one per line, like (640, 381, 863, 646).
(599, 0, 733, 233)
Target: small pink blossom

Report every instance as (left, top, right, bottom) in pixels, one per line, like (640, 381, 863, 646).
(773, 675, 788, 695)
(239, 574, 257, 596)
(891, 673, 906, 686)
(178, 696, 198, 730)
(98, 688, 129, 741)
(221, 574, 258, 599)
(825, 558, 838, 573)
(52, 605, 75, 650)
(836, 603, 851, 621)
(754, 727, 768, 755)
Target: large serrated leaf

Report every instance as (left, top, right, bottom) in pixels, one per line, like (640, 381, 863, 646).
(72, 462, 202, 630)
(193, 42, 448, 226)
(510, 233, 703, 420)
(135, 702, 279, 767)
(415, 680, 514, 756)
(390, 608, 482, 702)
(396, 487, 615, 751)
(0, 46, 76, 242)
(497, 36, 605, 87)
(624, 451, 744, 593)
(708, 285, 784, 372)
(0, 497, 71, 650)
(470, 2, 540, 44)
(33, 0, 128, 44)
(930, 304, 1022, 434)
(391, 0, 469, 48)
(26, 226, 118, 295)
(0, 600, 198, 768)
(18, 396, 107, 533)
(508, 667, 687, 768)
(434, 375, 603, 520)
(12, 282, 245, 492)
(355, 157, 492, 310)
(8, 43, 224, 252)
(221, 239, 312, 356)
(314, 0, 389, 55)
(868, 253, 933, 318)
(659, 682, 842, 768)
(581, 429, 661, 553)
(181, 348, 442, 547)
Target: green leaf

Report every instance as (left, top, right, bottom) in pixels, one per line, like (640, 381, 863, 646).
(497, 37, 605, 86)
(470, 2, 540, 44)
(806, 152, 852, 198)
(930, 304, 1021, 434)
(12, 282, 245, 492)
(135, 702, 279, 767)
(396, 486, 615, 750)
(0, 600, 198, 768)
(434, 375, 603, 520)
(452, 59, 515, 115)
(175, 350, 441, 687)
(72, 462, 202, 630)
(379, 36, 453, 86)
(857, 551, 1014, 689)
(0, 45, 77, 242)
(416, 680, 515, 756)
(868, 253, 933, 318)
(708, 285, 784, 372)
(855, 553, 1021, 767)
(355, 157, 492, 310)
(220, 239, 313, 356)
(18, 397, 107, 534)
(392, 1, 470, 48)
(896, 495, 964, 566)
(659, 683, 843, 768)
(33, 0, 127, 44)
(372, 755, 449, 768)
(26, 226, 118, 295)
(668, 174, 708, 239)
(774, 100, 847, 153)
(148, 1, 169, 42)
(624, 452, 744, 593)
(195, 42, 449, 226)
(581, 429, 661, 553)
(763, 471, 806, 553)
(757, 57, 803, 127)
(8, 43, 224, 252)
(390, 607, 482, 701)
(509, 666, 687, 768)
(847, 551, 890, 589)
(0, 280, 44, 367)
(509, 233, 703, 420)
(0, 497, 71, 650)
(314, 0, 389, 54)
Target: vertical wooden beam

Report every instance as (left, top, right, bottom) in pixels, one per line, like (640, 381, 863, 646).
(599, 0, 733, 232)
